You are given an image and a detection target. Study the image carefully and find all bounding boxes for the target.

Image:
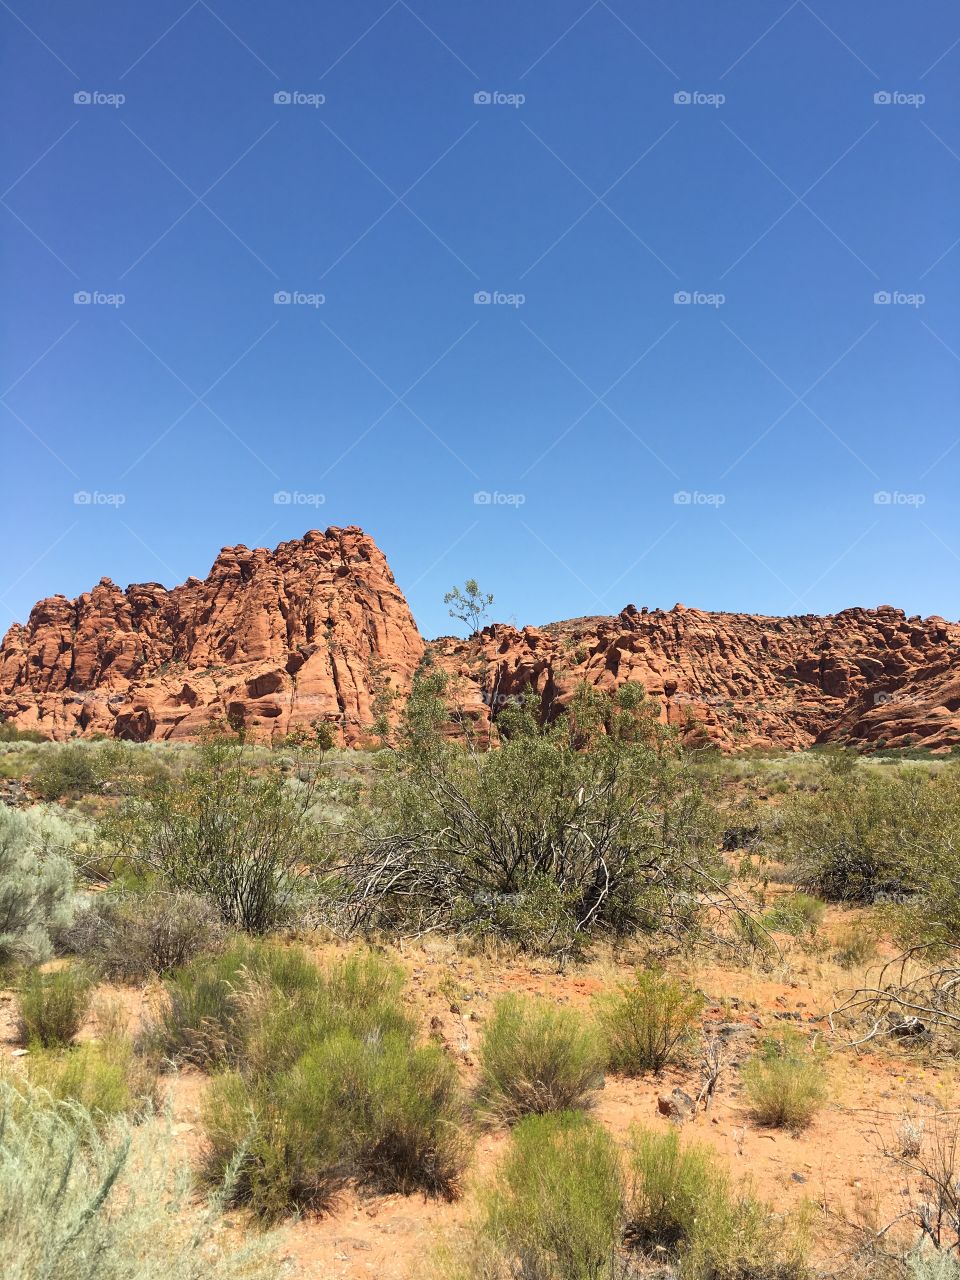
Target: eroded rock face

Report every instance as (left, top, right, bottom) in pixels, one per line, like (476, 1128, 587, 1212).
(0, 527, 424, 744)
(430, 604, 960, 752)
(2, 533, 958, 751)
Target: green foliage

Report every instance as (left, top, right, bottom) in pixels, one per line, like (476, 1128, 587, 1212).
(477, 994, 604, 1122)
(196, 947, 469, 1220)
(100, 729, 325, 932)
(444, 579, 494, 636)
(337, 671, 724, 956)
(0, 805, 77, 967)
(31, 744, 104, 800)
(442, 1111, 625, 1280)
(24, 1026, 159, 1121)
(16, 965, 94, 1048)
(64, 888, 225, 981)
(0, 721, 46, 743)
(0, 1077, 281, 1279)
(627, 1126, 810, 1280)
(595, 970, 704, 1074)
(742, 1029, 827, 1132)
(762, 893, 826, 938)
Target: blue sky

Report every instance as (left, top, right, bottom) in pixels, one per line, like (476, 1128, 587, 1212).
(2, 0, 958, 638)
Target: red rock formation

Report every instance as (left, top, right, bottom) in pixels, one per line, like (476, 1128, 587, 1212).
(1, 530, 958, 751)
(0, 528, 424, 744)
(430, 604, 960, 752)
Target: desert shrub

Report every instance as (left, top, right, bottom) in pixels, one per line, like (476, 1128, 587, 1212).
(16, 965, 94, 1048)
(477, 994, 604, 1122)
(207, 1029, 467, 1220)
(200, 950, 468, 1220)
(100, 728, 326, 932)
(0, 805, 77, 967)
(627, 1126, 809, 1279)
(25, 1027, 159, 1121)
(0, 1077, 280, 1279)
(742, 1029, 827, 1131)
(64, 888, 225, 981)
(442, 1111, 625, 1280)
(833, 917, 880, 969)
(763, 892, 826, 937)
(31, 743, 104, 800)
(779, 765, 960, 951)
(595, 970, 704, 1074)
(334, 672, 724, 956)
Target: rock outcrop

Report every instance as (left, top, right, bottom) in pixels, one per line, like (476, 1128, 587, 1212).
(430, 604, 960, 752)
(0, 527, 424, 743)
(1, 529, 958, 751)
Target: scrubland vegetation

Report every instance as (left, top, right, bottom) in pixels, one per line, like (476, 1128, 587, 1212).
(2, 681, 960, 1278)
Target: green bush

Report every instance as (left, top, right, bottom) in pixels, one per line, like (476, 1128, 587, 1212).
(16, 965, 94, 1048)
(442, 1111, 625, 1280)
(199, 949, 468, 1220)
(627, 1126, 809, 1279)
(24, 1030, 159, 1121)
(0, 1077, 280, 1279)
(31, 744, 104, 800)
(100, 730, 326, 932)
(477, 994, 604, 1122)
(778, 765, 960, 951)
(742, 1029, 827, 1132)
(64, 888, 225, 981)
(762, 892, 826, 937)
(0, 805, 77, 967)
(595, 970, 704, 1074)
(337, 672, 724, 956)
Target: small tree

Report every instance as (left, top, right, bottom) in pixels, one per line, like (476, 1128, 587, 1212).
(101, 726, 325, 933)
(444, 579, 494, 637)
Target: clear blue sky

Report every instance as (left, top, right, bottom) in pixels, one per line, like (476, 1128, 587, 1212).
(2, 0, 958, 638)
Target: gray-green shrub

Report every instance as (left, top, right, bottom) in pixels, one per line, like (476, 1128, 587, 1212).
(0, 805, 76, 967)
(742, 1028, 828, 1131)
(65, 888, 225, 981)
(0, 1078, 280, 1280)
